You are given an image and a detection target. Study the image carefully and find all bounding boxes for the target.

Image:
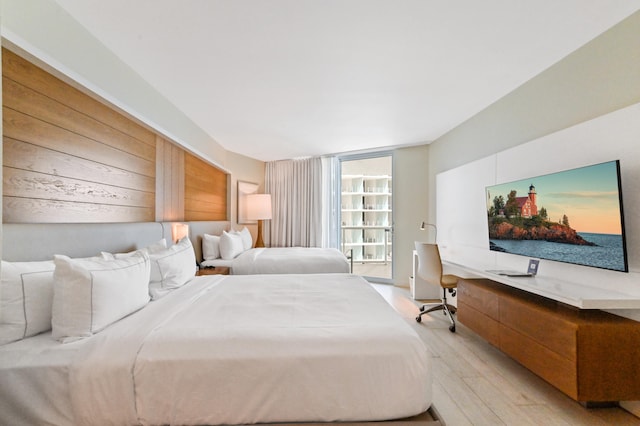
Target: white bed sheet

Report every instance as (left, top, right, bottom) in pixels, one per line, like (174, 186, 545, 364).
(0, 274, 431, 426)
(0, 332, 79, 425)
(0, 275, 207, 426)
(200, 247, 350, 274)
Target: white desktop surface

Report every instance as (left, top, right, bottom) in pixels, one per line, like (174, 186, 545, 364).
(442, 257, 640, 310)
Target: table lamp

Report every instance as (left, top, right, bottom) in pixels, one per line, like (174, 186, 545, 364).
(245, 194, 272, 247)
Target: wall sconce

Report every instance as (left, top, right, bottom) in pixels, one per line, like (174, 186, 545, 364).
(245, 194, 272, 248)
(419, 221, 437, 244)
(171, 223, 190, 243)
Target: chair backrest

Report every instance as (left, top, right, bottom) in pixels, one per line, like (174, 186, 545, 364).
(414, 242, 443, 287)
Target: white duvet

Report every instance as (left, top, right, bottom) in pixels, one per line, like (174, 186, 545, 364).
(1, 274, 431, 425)
(201, 247, 351, 274)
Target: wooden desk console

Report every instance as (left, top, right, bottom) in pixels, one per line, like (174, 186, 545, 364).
(458, 278, 640, 404)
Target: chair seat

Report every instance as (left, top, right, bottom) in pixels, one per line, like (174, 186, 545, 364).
(441, 274, 458, 288)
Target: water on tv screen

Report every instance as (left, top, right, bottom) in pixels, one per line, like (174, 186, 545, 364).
(485, 160, 628, 272)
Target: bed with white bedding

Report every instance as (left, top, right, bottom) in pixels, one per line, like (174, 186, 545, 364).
(0, 221, 351, 274)
(200, 246, 351, 274)
(198, 227, 351, 274)
(0, 273, 431, 425)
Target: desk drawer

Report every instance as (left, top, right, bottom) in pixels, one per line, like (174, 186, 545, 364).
(500, 295, 577, 361)
(500, 325, 577, 399)
(458, 301, 500, 347)
(458, 279, 500, 321)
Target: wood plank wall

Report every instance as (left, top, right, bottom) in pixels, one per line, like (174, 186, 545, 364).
(155, 136, 185, 221)
(184, 152, 227, 221)
(2, 48, 155, 222)
(2, 48, 228, 223)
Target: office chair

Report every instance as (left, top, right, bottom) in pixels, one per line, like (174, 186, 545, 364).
(414, 242, 458, 332)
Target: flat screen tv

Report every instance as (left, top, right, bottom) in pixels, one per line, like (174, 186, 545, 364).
(485, 160, 628, 272)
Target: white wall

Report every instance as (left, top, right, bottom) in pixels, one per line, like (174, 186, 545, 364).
(393, 145, 431, 290)
(225, 151, 266, 242)
(437, 103, 640, 318)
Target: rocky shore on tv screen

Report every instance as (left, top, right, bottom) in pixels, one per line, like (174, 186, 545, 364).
(488, 218, 595, 246)
(485, 160, 628, 272)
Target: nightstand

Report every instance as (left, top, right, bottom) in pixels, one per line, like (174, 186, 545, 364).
(197, 266, 230, 276)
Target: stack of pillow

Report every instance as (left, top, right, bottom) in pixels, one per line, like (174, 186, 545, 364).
(202, 227, 253, 262)
(0, 237, 196, 345)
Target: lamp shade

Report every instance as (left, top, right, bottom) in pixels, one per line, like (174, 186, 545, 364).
(171, 223, 189, 243)
(245, 194, 272, 220)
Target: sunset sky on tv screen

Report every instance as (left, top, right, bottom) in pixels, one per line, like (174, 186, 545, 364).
(486, 161, 622, 235)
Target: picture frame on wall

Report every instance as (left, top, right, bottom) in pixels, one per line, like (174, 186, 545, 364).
(237, 180, 258, 224)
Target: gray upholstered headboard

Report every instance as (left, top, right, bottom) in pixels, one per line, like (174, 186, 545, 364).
(186, 221, 231, 263)
(2, 221, 231, 262)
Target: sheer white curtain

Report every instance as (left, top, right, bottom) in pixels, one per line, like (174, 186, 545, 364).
(264, 157, 323, 247)
(321, 156, 340, 249)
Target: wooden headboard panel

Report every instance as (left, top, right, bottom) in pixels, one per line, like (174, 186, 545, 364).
(2, 221, 231, 262)
(3, 48, 157, 223)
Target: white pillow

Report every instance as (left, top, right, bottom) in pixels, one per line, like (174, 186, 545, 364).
(202, 234, 221, 260)
(52, 252, 151, 343)
(102, 239, 167, 260)
(0, 260, 56, 345)
(236, 227, 253, 251)
(148, 237, 196, 300)
(144, 238, 168, 255)
(219, 231, 245, 260)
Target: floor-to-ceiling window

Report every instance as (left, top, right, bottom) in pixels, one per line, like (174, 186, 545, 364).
(339, 153, 393, 283)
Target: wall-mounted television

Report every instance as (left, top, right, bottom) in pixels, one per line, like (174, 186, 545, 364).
(485, 160, 628, 272)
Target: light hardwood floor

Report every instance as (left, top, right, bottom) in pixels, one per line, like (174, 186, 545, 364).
(370, 283, 640, 426)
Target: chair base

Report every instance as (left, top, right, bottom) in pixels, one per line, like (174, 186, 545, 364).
(415, 289, 457, 332)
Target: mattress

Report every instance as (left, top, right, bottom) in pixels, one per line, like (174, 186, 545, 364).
(200, 246, 351, 274)
(0, 274, 431, 425)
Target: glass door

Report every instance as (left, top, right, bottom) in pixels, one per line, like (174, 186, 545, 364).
(339, 153, 393, 283)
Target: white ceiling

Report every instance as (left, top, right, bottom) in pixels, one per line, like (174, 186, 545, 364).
(54, 0, 638, 162)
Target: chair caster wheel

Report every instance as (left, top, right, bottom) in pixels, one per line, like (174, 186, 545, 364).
(419, 306, 425, 312)
(449, 325, 456, 333)
(415, 315, 422, 323)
